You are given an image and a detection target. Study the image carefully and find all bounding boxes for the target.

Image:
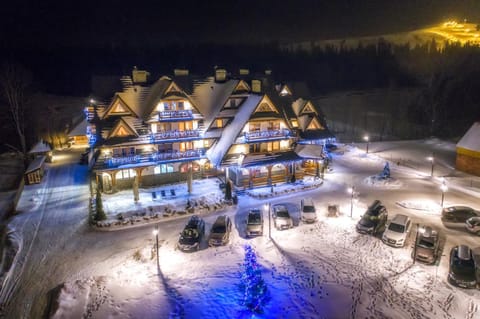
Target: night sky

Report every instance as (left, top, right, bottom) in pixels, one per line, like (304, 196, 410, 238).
(1, 0, 479, 50)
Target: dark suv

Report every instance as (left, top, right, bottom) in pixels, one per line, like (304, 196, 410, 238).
(441, 206, 480, 228)
(356, 200, 388, 235)
(448, 245, 477, 289)
(177, 215, 205, 251)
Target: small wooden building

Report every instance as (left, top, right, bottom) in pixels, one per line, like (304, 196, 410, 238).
(25, 155, 46, 185)
(29, 140, 53, 163)
(456, 122, 480, 176)
(68, 119, 89, 146)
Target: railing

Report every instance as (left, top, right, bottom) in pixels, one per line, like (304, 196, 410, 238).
(244, 129, 291, 141)
(150, 149, 204, 161)
(151, 129, 200, 142)
(158, 110, 193, 120)
(106, 149, 205, 167)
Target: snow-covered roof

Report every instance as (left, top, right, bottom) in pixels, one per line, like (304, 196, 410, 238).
(457, 122, 480, 152)
(25, 155, 46, 173)
(68, 119, 88, 137)
(295, 144, 324, 159)
(206, 94, 262, 167)
(29, 140, 51, 154)
(191, 77, 239, 130)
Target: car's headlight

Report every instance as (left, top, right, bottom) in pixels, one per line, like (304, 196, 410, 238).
(398, 238, 404, 242)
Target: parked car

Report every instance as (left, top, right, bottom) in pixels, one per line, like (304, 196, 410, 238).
(413, 226, 439, 264)
(272, 204, 293, 230)
(356, 200, 388, 235)
(208, 215, 232, 246)
(465, 216, 480, 235)
(300, 198, 317, 223)
(177, 215, 205, 251)
(382, 214, 411, 247)
(448, 245, 477, 289)
(441, 206, 480, 228)
(246, 209, 264, 237)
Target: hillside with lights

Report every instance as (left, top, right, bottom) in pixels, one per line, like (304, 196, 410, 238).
(283, 20, 480, 51)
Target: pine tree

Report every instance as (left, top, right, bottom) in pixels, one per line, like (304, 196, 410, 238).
(95, 189, 107, 221)
(241, 245, 269, 313)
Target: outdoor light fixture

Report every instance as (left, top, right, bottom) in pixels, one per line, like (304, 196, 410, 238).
(440, 179, 448, 208)
(426, 154, 435, 177)
(348, 186, 355, 218)
(363, 135, 370, 154)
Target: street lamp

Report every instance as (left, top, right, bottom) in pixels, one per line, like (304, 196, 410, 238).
(153, 226, 159, 271)
(363, 135, 370, 154)
(440, 179, 448, 208)
(347, 186, 355, 218)
(426, 154, 435, 177)
(265, 203, 271, 239)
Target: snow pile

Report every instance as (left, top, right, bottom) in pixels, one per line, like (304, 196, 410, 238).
(364, 175, 403, 188)
(396, 200, 442, 214)
(245, 176, 323, 199)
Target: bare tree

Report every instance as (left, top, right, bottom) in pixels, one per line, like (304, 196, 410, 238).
(0, 61, 32, 160)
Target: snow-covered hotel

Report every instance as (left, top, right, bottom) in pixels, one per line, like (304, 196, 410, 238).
(84, 68, 334, 193)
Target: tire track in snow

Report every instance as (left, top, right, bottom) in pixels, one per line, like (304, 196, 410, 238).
(0, 167, 54, 312)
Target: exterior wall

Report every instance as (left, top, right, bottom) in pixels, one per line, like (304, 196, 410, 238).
(456, 152, 480, 176)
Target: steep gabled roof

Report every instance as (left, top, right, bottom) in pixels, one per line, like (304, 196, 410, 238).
(206, 94, 263, 167)
(191, 77, 239, 130)
(107, 117, 139, 139)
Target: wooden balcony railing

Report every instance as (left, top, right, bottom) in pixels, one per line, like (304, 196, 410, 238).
(158, 110, 193, 120)
(244, 129, 291, 141)
(105, 149, 205, 168)
(150, 129, 201, 142)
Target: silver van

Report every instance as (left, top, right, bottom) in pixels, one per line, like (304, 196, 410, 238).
(301, 198, 317, 223)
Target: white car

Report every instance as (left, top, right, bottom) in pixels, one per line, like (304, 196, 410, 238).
(272, 204, 293, 230)
(301, 198, 317, 223)
(382, 214, 411, 247)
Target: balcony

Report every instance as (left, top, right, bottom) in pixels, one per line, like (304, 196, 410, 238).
(244, 129, 291, 142)
(150, 129, 201, 143)
(104, 149, 205, 168)
(158, 110, 193, 120)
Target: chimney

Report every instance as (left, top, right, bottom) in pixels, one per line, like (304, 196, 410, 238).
(265, 69, 272, 75)
(132, 66, 150, 83)
(215, 68, 227, 82)
(239, 68, 249, 75)
(174, 69, 189, 76)
(251, 79, 261, 93)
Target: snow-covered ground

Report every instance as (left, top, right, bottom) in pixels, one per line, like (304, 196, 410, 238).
(1, 139, 480, 318)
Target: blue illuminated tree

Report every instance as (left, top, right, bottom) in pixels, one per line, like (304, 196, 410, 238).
(241, 245, 269, 313)
(381, 162, 390, 179)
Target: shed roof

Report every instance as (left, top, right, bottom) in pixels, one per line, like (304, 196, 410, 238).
(457, 122, 480, 152)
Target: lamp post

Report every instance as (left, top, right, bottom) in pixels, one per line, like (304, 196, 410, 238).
(265, 203, 271, 239)
(440, 179, 448, 208)
(153, 226, 159, 272)
(427, 154, 435, 177)
(348, 186, 355, 218)
(363, 135, 370, 154)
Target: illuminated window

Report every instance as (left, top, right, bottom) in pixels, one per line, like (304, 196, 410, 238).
(216, 119, 223, 128)
(250, 123, 261, 131)
(154, 164, 174, 174)
(116, 169, 136, 180)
